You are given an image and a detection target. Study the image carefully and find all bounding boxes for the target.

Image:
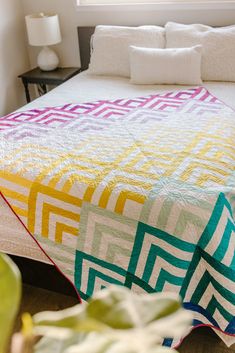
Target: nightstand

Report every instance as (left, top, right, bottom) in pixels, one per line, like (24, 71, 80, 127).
(18, 67, 80, 103)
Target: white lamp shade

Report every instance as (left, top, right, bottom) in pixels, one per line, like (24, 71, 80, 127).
(25, 13, 61, 46)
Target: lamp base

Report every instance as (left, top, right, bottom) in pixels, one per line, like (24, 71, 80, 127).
(37, 46, 59, 71)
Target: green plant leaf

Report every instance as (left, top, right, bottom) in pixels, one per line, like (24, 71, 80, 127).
(147, 308, 192, 338)
(29, 285, 192, 353)
(134, 293, 182, 324)
(33, 304, 87, 328)
(65, 333, 117, 353)
(86, 286, 136, 329)
(35, 336, 81, 353)
(0, 253, 21, 353)
(86, 286, 182, 329)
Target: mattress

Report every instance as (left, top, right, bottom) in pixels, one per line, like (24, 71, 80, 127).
(2, 71, 235, 265)
(18, 70, 235, 110)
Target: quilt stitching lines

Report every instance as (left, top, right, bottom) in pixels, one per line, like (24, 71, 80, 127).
(0, 86, 234, 345)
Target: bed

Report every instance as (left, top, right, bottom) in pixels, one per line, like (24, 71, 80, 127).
(0, 25, 235, 348)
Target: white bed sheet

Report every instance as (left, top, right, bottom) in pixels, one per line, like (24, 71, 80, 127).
(18, 70, 235, 111)
(2, 71, 235, 265)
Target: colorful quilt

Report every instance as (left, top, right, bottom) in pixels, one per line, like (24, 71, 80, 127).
(0, 87, 234, 346)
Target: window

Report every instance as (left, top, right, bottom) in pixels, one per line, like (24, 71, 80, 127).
(78, 0, 234, 5)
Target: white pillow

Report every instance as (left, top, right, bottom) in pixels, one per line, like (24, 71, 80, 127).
(129, 45, 202, 85)
(165, 22, 235, 82)
(88, 25, 165, 77)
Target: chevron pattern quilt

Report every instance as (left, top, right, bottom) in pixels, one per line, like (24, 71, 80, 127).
(0, 87, 234, 346)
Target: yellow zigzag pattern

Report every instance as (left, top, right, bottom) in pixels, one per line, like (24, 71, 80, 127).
(1, 116, 234, 243)
(0, 171, 32, 218)
(28, 183, 81, 243)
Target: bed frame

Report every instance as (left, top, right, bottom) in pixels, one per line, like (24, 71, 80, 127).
(77, 26, 95, 71)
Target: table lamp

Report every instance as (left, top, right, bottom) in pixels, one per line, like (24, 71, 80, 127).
(25, 13, 62, 71)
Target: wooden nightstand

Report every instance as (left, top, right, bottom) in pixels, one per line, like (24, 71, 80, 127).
(18, 67, 80, 103)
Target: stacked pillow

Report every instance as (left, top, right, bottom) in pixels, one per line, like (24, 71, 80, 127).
(88, 23, 235, 84)
(129, 45, 202, 85)
(165, 22, 235, 82)
(89, 25, 165, 77)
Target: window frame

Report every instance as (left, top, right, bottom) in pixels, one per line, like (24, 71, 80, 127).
(76, 0, 235, 12)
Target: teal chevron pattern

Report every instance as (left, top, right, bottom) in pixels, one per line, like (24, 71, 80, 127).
(127, 222, 195, 292)
(77, 202, 138, 270)
(139, 178, 217, 241)
(75, 252, 127, 300)
(75, 191, 235, 342)
(198, 193, 235, 268)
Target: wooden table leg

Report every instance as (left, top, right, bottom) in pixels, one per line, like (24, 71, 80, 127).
(22, 79, 31, 103)
(37, 83, 47, 96)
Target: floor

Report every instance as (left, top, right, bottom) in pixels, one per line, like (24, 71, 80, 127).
(14, 284, 235, 353)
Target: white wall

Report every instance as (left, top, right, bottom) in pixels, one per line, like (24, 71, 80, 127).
(22, 0, 81, 68)
(22, 0, 235, 68)
(0, 0, 30, 116)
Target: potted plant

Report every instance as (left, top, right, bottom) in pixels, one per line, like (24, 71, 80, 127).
(12, 285, 192, 353)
